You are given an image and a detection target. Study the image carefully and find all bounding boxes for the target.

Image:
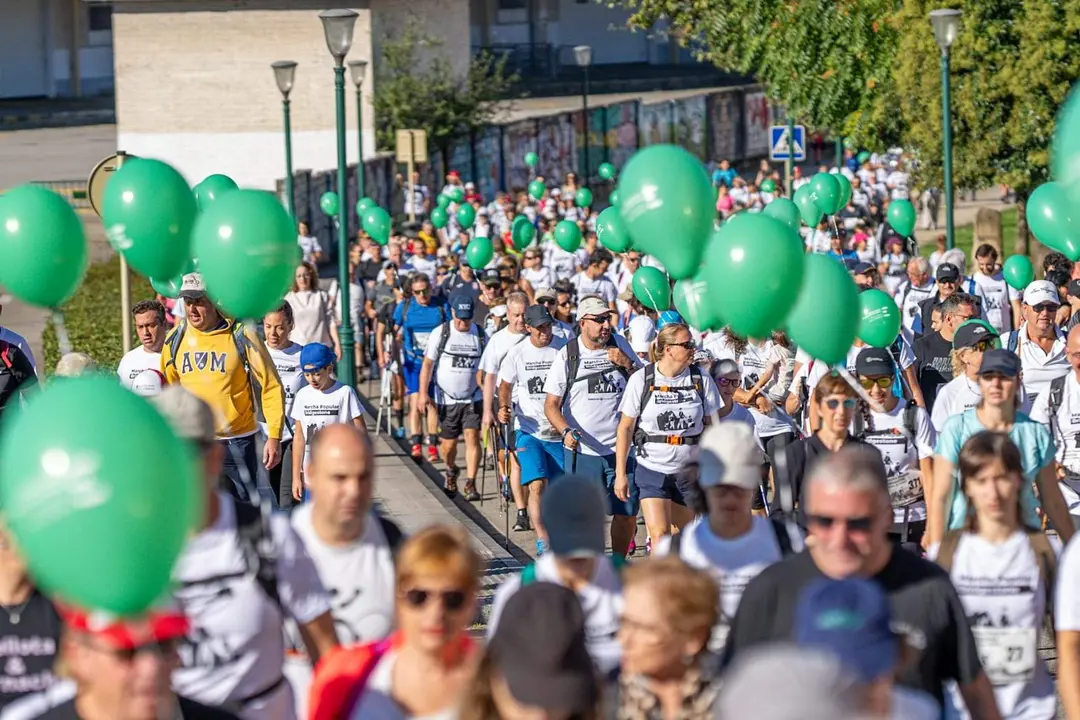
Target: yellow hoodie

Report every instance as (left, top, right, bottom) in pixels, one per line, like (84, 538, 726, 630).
(161, 319, 284, 440)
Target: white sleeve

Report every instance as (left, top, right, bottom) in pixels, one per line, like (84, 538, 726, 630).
(1057, 536, 1080, 631)
(424, 325, 444, 362)
(498, 347, 519, 386)
(914, 407, 935, 459)
(347, 387, 364, 419)
(478, 335, 501, 374)
(615, 334, 645, 369)
(1029, 389, 1051, 425)
(618, 368, 646, 418)
(1007, 283, 1022, 302)
(898, 337, 916, 370)
(703, 373, 724, 416)
(271, 515, 333, 625)
(543, 347, 569, 398)
(930, 390, 949, 433)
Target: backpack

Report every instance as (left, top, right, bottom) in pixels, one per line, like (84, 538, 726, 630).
(165, 319, 257, 406)
(520, 554, 629, 585)
(632, 363, 707, 456)
(561, 335, 629, 407)
(0, 341, 13, 372)
(1006, 330, 1020, 354)
(1048, 374, 1068, 448)
(400, 298, 447, 356)
(430, 321, 487, 401)
(669, 517, 796, 557)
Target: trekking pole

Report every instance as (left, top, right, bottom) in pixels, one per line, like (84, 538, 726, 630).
(479, 426, 488, 508)
(492, 424, 510, 549)
(570, 430, 580, 474)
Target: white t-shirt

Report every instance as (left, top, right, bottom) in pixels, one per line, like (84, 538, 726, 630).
(297, 235, 322, 264)
(619, 365, 722, 474)
(1056, 533, 1080, 632)
(172, 493, 332, 720)
(521, 266, 553, 292)
(116, 347, 162, 388)
(1012, 324, 1069, 403)
(1029, 371, 1080, 516)
(498, 337, 568, 440)
(290, 382, 364, 472)
(545, 244, 580, 281)
(409, 256, 438, 283)
(543, 333, 642, 456)
(655, 516, 782, 650)
(931, 533, 1058, 720)
(570, 272, 617, 306)
(858, 400, 935, 525)
(973, 272, 1021, 335)
(715, 405, 765, 449)
(478, 327, 528, 379)
(488, 554, 623, 676)
(706, 335, 796, 438)
(285, 507, 395, 719)
(286, 290, 334, 347)
(897, 280, 937, 334)
(886, 170, 910, 200)
(932, 373, 1032, 433)
(263, 343, 306, 443)
(423, 323, 483, 405)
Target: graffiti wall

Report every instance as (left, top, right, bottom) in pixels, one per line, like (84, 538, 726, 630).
(638, 101, 672, 147)
(605, 102, 638, 171)
(537, 114, 577, 187)
(473, 126, 503, 201)
(502, 121, 538, 191)
(708, 89, 741, 162)
(744, 91, 772, 159)
(673, 95, 707, 160)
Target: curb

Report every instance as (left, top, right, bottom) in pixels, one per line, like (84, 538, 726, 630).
(0, 109, 115, 131)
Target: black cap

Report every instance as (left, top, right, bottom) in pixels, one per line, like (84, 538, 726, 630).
(524, 304, 554, 328)
(480, 268, 501, 286)
(936, 262, 960, 283)
(977, 348, 1021, 377)
(854, 347, 895, 377)
(488, 583, 598, 713)
(852, 261, 875, 275)
(953, 321, 998, 350)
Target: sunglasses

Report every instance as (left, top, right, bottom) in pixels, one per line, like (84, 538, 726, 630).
(669, 341, 695, 350)
(558, 300, 572, 307)
(938, 279, 958, 286)
(625, 256, 642, 263)
(413, 288, 431, 296)
(858, 376, 893, 389)
(1033, 303, 1060, 314)
(402, 588, 468, 611)
(82, 637, 181, 663)
(823, 398, 857, 410)
(539, 298, 556, 306)
(715, 377, 739, 388)
(583, 315, 610, 324)
(808, 514, 874, 533)
(969, 339, 995, 352)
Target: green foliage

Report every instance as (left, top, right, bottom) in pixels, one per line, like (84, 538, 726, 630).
(373, 17, 520, 156)
(42, 256, 154, 375)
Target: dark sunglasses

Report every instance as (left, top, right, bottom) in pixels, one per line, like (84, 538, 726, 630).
(403, 588, 468, 611)
(858, 376, 892, 389)
(938, 278, 958, 286)
(413, 288, 431, 296)
(669, 341, 696, 350)
(539, 298, 556, 306)
(823, 398, 857, 410)
(82, 637, 180, 663)
(808, 514, 874, 533)
(715, 377, 739, 388)
(1033, 303, 1059, 314)
(558, 300, 572, 307)
(970, 339, 995, 352)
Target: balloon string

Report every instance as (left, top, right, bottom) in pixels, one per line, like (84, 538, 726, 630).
(836, 366, 886, 414)
(830, 214, 842, 246)
(52, 311, 72, 357)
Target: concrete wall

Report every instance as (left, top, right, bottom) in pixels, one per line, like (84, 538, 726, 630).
(370, 0, 472, 79)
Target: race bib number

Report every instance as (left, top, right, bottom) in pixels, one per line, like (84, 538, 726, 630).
(413, 331, 431, 353)
(972, 627, 1037, 686)
(887, 471, 923, 508)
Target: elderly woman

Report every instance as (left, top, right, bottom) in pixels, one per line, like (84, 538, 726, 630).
(613, 556, 721, 719)
(309, 525, 482, 720)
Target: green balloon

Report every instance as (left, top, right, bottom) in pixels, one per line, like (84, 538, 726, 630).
(857, 151, 871, 164)
(834, 173, 853, 210)
(430, 206, 449, 230)
(196, 174, 238, 210)
(0, 185, 87, 308)
(356, 197, 376, 216)
(192, 190, 297, 318)
(598, 162, 616, 181)
(596, 207, 632, 253)
(617, 144, 714, 280)
(512, 217, 536, 249)
(762, 198, 801, 232)
(760, 178, 776, 193)
(150, 274, 183, 299)
(101, 157, 196, 281)
(632, 266, 671, 311)
(319, 191, 339, 216)
(886, 199, 917, 237)
(465, 237, 493, 268)
(575, 188, 593, 208)
(437, 194, 452, 210)
(609, 189, 620, 207)
(1003, 255, 1035, 291)
(857, 288, 901, 348)
(447, 186, 465, 204)
(457, 204, 476, 229)
(528, 179, 546, 201)
(554, 220, 582, 252)
(1026, 182, 1080, 261)
(787, 254, 860, 365)
(704, 214, 804, 338)
(0, 376, 201, 615)
(363, 206, 393, 246)
(673, 276, 722, 331)
(524, 152, 539, 168)
(1053, 81, 1080, 187)
(809, 172, 842, 215)
(793, 183, 824, 227)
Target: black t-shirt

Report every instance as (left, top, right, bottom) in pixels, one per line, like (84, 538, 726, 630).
(0, 591, 60, 710)
(913, 330, 954, 411)
(723, 548, 983, 703)
(770, 434, 881, 517)
(36, 694, 239, 719)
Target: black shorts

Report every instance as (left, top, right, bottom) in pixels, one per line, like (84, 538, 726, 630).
(437, 400, 482, 440)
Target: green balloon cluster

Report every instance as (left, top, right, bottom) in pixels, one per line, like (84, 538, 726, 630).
(596, 207, 632, 253)
(762, 198, 801, 232)
(195, 174, 238, 211)
(0, 376, 201, 615)
(787, 254, 860, 365)
(857, 289, 901, 348)
(673, 276, 722, 331)
(319, 191, 339, 216)
(554, 220, 582, 252)
(0, 185, 88, 308)
(465, 237, 493, 268)
(632, 266, 671, 311)
(363, 206, 392, 246)
(1003, 255, 1034, 291)
(598, 162, 616, 181)
(793, 183, 823, 227)
(457, 204, 476, 229)
(356, 197, 376, 216)
(447, 186, 465, 204)
(437, 194, 452, 210)
(1026, 182, 1080, 261)
(431, 206, 449, 229)
(887, 200, 916, 237)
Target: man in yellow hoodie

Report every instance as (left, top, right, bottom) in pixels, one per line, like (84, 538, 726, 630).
(162, 273, 285, 502)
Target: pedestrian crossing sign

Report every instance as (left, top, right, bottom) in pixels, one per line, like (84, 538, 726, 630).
(770, 125, 806, 161)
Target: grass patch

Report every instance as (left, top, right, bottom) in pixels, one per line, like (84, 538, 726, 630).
(42, 256, 155, 374)
(919, 207, 1019, 260)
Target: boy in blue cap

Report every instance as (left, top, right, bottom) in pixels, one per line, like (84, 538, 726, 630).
(289, 342, 366, 501)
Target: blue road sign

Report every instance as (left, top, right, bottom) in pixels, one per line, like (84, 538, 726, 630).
(770, 125, 806, 162)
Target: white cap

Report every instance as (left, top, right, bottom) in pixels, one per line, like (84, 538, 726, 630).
(1023, 280, 1060, 307)
(697, 422, 764, 490)
(627, 315, 656, 354)
(490, 304, 508, 318)
(178, 273, 206, 299)
(577, 297, 612, 319)
(152, 385, 215, 444)
(130, 369, 165, 397)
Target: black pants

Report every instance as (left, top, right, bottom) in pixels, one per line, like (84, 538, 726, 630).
(759, 432, 796, 511)
(268, 439, 294, 510)
(889, 518, 925, 553)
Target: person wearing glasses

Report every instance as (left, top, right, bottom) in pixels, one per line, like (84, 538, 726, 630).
(914, 262, 963, 336)
(551, 278, 576, 324)
(914, 292, 979, 412)
(532, 288, 574, 340)
(725, 446, 1003, 718)
(569, 250, 618, 322)
(519, 247, 553, 301)
(1003, 280, 1069, 402)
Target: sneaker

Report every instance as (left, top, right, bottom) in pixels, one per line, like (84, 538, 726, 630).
(462, 480, 480, 502)
(427, 445, 439, 462)
(444, 467, 459, 496)
(627, 537, 637, 557)
(513, 510, 531, 532)
(394, 427, 406, 439)
(410, 443, 422, 460)
(536, 539, 546, 556)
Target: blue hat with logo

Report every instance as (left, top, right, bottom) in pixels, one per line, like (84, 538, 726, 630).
(656, 310, 683, 330)
(450, 293, 474, 320)
(300, 343, 336, 373)
(794, 577, 897, 683)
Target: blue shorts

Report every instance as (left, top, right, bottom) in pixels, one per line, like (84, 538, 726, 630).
(402, 360, 433, 397)
(562, 449, 639, 517)
(515, 431, 564, 485)
(635, 464, 694, 506)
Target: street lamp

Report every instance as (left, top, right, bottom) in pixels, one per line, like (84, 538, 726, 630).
(319, 8, 358, 389)
(930, 8, 961, 250)
(574, 45, 592, 188)
(271, 61, 297, 224)
(348, 59, 368, 199)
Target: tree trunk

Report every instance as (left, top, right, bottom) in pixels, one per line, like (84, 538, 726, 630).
(1014, 195, 1029, 258)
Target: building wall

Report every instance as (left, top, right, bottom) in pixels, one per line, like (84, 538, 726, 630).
(370, 0, 471, 79)
(0, 0, 50, 98)
(48, 0, 116, 96)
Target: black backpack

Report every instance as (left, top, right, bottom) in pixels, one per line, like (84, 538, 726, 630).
(561, 335, 629, 407)
(430, 321, 487, 401)
(632, 363, 706, 455)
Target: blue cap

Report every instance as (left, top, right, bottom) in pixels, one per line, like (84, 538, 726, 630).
(300, 343, 336, 373)
(450, 293, 474, 320)
(794, 578, 897, 683)
(656, 310, 683, 330)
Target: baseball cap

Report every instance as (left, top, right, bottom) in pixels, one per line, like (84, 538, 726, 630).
(1023, 279, 1060, 307)
(541, 474, 606, 557)
(935, 262, 960, 283)
(628, 315, 656, 354)
(854, 347, 894, 377)
(697, 422, 764, 490)
(535, 287, 557, 303)
(300, 342, 336, 373)
(480, 268, 501, 285)
(152, 385, 216, 444)
(382, 260, 398, 271)
(656, 310, 683, 330)
(977, 348, 1021, 377)
(794, 577, 898, 683)
(178, 272, 207, 300)
(953, 319, 999, 350)
(490, 304, 508, 318)
(487, 583, 598, 713)
(524, 304, 553, 328)
(130, 369, 165, 397)
(59, 602, 190, 651)
(450, 293, 474, 320)
(851, 261, 875, 275)
(577, 297, 612, 320)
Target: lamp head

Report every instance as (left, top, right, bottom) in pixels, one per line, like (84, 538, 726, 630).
(573, 45, 593, 68)
(929, 9, 961, 53)
(348, 59, 368, 88)
(271, 61, 297, 97)
(319, 8, 359, 66)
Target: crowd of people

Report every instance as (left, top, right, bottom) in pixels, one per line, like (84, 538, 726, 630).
(3, 153, 1080, 720)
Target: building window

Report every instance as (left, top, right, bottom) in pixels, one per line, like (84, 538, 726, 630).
(88, 5, 112, 32)
(497, 0, 527, 8)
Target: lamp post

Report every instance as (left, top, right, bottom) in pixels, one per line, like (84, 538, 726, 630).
(930, 8, 961, 250)
(574, 45, 592, 188)
(319, 8, 358, 389)
(348, 59, 368, 199)
(271, 61, 298, 224)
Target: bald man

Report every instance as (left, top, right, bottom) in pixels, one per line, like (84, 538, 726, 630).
(284, 424, 403, 717)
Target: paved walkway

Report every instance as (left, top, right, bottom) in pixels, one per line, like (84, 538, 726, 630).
(912, 190, 1014, 247)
